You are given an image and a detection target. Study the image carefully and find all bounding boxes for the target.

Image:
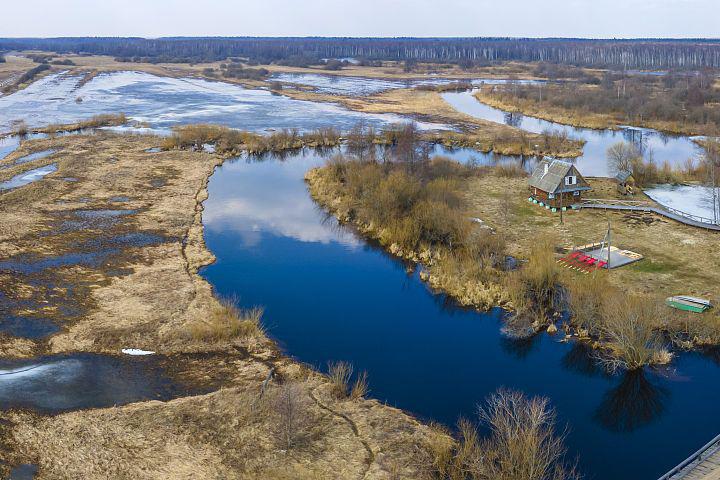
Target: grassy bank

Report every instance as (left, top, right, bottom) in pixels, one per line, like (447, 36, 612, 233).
(475, 75, 720, 137)
(0, 129, 586, 479)
(307, 153, 720, 371)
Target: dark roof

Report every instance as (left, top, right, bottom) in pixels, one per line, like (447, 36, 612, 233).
(615, 170, 634, 183)
(528, 159, 591, 194)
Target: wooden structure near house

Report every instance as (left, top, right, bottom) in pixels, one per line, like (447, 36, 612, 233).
(528, 159, 591, 208)
(615, 170, 636, 195)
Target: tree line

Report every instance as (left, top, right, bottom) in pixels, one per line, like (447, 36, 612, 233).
(2, 37, 720, 69)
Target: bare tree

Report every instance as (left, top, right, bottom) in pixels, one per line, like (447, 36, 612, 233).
(272, 382, 314, 450)
(606, 141, 642, 175)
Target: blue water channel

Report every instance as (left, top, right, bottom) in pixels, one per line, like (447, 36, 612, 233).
(201, 148, 720, 480)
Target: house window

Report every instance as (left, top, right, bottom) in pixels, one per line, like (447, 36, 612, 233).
(565, 175, 577, 186)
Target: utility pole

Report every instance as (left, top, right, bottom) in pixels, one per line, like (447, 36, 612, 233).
(606, 218, 611, 271)
(559, 190, 564, 224)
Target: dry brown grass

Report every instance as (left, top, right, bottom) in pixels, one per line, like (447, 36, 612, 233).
(327, 361, 353, 399)
(187, 297, 264, 342)
(505, 237, 561, 322)
(350, 371, 369, 400)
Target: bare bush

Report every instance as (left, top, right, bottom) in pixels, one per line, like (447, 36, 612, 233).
(597, 293, 671, 371)
(270, 382, 316, 450)
(477, 389, 579, 480)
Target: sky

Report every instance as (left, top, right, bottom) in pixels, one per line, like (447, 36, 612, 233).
(1, 0, 717, 39)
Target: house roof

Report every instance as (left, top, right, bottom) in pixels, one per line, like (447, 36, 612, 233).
(528, 159, 591, 194)
(615, 170, 634, 183)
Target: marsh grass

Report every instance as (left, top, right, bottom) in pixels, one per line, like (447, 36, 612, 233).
(188, 297, 264, 341)
(349, 370, 369, 400)
(505, 238, 561, 320)
(567, 273, 672, 370)
(162, 124, 341, 154)
(327, 361, 353, 399)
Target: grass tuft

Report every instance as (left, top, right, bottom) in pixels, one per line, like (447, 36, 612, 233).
(188, 297, 264, 341)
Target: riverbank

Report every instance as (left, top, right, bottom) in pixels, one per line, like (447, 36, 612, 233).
(474, 86, 719, 137)
(0, 133, 447, 479)
(306, 158, 720, 365)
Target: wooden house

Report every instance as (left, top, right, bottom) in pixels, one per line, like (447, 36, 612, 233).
(528, 159, 591, 208)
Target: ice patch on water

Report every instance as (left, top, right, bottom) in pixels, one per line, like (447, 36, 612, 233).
(0, 163, 58, 190)
(645, 184, 719, 221)
(0, 71, 451, 134)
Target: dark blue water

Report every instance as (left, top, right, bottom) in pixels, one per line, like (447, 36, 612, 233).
(0, 353, 190, 413)
(201, 149, 720, 480)
(0, 314, 60, 339)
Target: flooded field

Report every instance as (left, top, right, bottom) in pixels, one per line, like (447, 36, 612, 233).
(0, 71, 447, 134)
(271, 72, 540, 96)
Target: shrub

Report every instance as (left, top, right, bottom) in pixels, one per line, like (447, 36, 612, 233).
(567, 272, 611, 333)
(597, 293, 671, 371)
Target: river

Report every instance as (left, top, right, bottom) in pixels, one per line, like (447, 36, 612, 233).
(1, 71, 719, 479)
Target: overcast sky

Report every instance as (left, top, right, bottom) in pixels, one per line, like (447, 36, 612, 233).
(2, 0, 717, 38)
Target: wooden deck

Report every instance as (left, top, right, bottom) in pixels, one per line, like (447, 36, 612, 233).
(659, 435, 720, 480)
(573, 199, 720, 232)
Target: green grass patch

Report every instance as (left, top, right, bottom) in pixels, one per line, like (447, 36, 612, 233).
(629, 258, 678, 273)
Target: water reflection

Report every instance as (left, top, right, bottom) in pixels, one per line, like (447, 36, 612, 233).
(203, 149, 361, 248)
(561, 342, 605, 378)
(594, 369, 669, 433)
(442, 90, 702, 177)
(500, 332, 541, 359)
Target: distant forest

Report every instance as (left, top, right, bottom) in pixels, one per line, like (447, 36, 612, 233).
(1, 37, 720, 69)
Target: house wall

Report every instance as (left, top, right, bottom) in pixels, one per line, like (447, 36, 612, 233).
(530, 188, 584, 208)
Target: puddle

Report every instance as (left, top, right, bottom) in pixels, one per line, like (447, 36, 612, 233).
(13, 149, 57, 165)
(0, 250, 118, 274)
(0, 353, 192, 413)
(75, 209, 136, 219)
(0, 163, 58, 191)
(0, 133, 48, 161)
(150, 178, 166, 188)
(109, 195, 131, 203)
(144, 147, 162, 153)
(8, 464, 38, 480)
(59, 209, 137, 231)
(0, 315, 61, 339)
